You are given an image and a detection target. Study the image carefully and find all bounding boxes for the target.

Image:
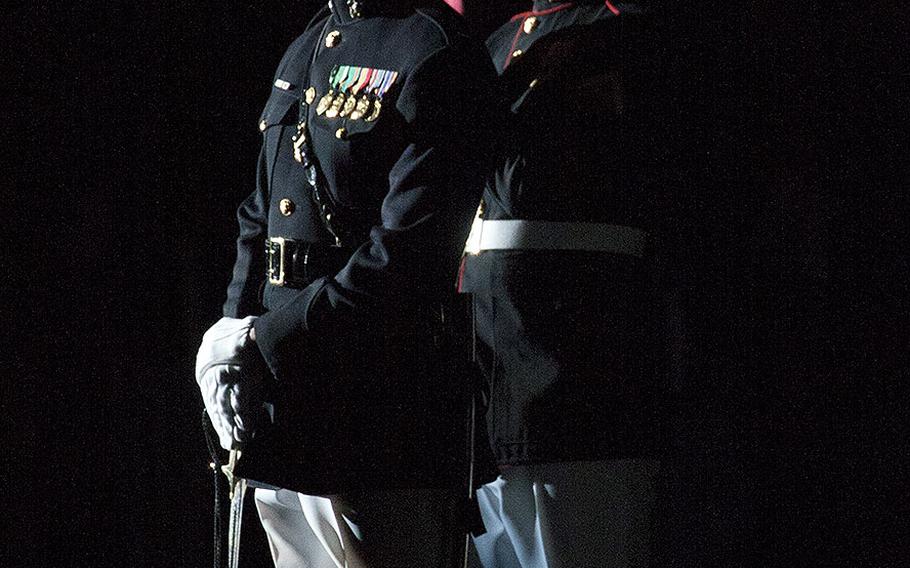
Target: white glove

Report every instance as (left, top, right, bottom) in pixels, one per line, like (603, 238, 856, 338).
(195, 316, 264, 450)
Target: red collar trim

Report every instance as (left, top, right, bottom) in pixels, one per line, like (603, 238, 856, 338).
(503, 1, 622, 69)
(510, 3, 576, 22)
(513, 1, 620, 20)
(504, 3, 575, 69)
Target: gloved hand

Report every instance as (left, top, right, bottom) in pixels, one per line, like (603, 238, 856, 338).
(195, 316, 265, 450)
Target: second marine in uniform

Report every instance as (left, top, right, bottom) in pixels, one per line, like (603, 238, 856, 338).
(461, 2, 675, 567)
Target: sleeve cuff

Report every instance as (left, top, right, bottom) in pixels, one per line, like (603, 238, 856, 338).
(252, 277, 329, 381)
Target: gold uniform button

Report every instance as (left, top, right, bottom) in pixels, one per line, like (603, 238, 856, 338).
(305, 87, 316, 105)
(325, 31, 341, 48)
(259, 119, 267, 132)
(523, 17, 539, 34)
(511, 49, 523, 59)
(279, 198, 295, 217)
(335, 127, 348, 140)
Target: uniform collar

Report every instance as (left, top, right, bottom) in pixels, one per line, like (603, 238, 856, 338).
(329, 0, 415, 24)
(531, 0, 616, 10)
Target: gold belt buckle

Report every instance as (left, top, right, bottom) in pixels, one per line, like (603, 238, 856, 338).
(267, 237, 286, 286)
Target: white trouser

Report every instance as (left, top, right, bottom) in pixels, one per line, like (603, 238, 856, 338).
(470, 459, 660, 568)
(254, 487, 464, 568)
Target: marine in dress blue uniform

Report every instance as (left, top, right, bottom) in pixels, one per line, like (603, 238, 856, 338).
(197, 1, 500, 565)
(459, 2, 676, 566)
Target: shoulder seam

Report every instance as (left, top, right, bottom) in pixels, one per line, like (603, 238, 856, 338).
(306, 6, 331, 31)
(414, 6, 452, 47)
(275, 8, 331, 79)
(486, 20, 519, 52)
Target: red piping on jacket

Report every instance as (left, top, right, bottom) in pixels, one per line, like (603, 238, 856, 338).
(509, 2, 576, 22)
(456, 256, 468, 292)
(504, 3, 574, 68)
(502, 2, 622, 69)
(509, 0, 621, 21)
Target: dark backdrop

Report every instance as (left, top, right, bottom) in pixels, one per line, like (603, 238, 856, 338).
(7, 4, 320, 566)
(4, 2, 907, 567)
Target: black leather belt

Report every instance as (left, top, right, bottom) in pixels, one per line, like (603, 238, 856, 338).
(266, 237, 351, 288)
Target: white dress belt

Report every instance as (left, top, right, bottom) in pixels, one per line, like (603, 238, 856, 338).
(464, 216, 649, 257)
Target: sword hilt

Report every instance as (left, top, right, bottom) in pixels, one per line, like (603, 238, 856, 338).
(221, 449, 242, 499)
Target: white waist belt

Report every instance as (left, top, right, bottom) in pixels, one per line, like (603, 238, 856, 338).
(464, 217, 648, 257)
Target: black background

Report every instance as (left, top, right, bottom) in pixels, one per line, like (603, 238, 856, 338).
(4, 2, 908, 567)
(7, 5, 321, 566)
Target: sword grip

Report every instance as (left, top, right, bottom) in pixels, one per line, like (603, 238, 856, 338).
(222, 449, 242, 499)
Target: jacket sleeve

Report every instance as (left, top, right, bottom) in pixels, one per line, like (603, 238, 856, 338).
(252, 43, 500, 381)
(222, 144, 269, 318)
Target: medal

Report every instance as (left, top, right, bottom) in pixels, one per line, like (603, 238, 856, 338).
(317, 66, 345, 116)
(316, 91, 334, 115)
(364, 71, 398, 122)
(364, 99, 382, 122)
(320, 66, 398, 122)
(340, 94, 358, 117)
(342, 67, 372, 118)
(355, 71, 384, 122)
(325, 93, 346, 118)
(326, 65, 359, 119)
(364, 70, 399, 122)
(349, 94, 372, 121)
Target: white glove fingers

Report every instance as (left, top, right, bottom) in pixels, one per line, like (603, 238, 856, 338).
(206, 405, 237, 451)
(215, 388, 234, 416)
(233, 424, 251, 445)
(231, 379, 257, 408)
(203, 381, 228, 428)
(198, 364, 244, 451)
(232, 392, 247, 431)
(230, 388, 253, 434)
(195, 316, 261, 451)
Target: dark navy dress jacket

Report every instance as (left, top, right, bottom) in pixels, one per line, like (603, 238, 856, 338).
(224, 0, 499, 493)
(461, 1, 677, 465)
